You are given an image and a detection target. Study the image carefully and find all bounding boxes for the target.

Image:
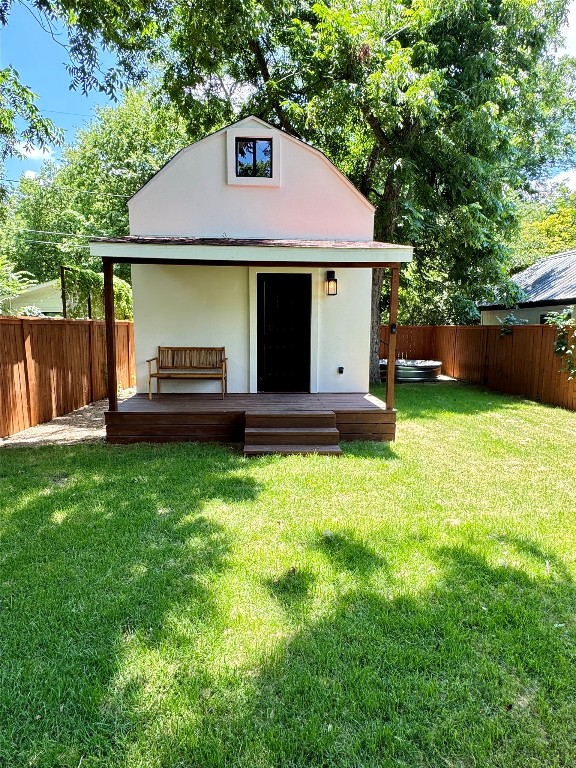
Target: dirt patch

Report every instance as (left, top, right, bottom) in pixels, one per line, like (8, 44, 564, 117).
(0, 390, 135, 448)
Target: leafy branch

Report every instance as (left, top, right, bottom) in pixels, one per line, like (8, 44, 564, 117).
(546, 307, 576, 380)
(63, 266, 133, 320)
(0, 255, 36, 314)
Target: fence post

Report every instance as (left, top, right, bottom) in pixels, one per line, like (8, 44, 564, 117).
(87, 320, 94, 404)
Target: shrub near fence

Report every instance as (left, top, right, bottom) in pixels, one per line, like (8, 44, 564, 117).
(0, 318, 135, 438)
(381, 324, 576, 411)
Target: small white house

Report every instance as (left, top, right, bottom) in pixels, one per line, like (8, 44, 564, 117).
(91, 116, 412, 401)
(8, 279, 62, 316)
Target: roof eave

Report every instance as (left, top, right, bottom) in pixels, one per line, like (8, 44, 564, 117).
(479, 297, 576, 311)
(89, 239, 413, 267)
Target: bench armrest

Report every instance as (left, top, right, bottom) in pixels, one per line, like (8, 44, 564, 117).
(147, 357, 158, 378)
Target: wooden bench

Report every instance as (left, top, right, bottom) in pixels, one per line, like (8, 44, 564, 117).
(147, 347, 227, 400)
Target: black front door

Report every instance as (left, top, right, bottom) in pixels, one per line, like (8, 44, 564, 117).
(257, 273, 311, 392)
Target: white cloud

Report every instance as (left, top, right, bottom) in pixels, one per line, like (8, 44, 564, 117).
(23, 170, 38, 180)
(549, 168, 576, 190)
(561, 0, 576, 56)
(15, 143, 53, 160)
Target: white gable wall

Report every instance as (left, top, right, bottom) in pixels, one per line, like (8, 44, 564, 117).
(129, 118, 374, 240)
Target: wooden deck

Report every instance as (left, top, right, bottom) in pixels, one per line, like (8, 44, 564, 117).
(105, 392, 396, 446)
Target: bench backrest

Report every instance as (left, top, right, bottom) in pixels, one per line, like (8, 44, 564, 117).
(158, 347, 225, 370)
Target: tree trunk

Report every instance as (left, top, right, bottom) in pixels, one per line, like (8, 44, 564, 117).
(370, 267, 386, 384)
(369, 175, 399, 385)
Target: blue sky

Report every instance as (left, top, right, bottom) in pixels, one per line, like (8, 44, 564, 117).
(0, 3, 116, 181)
(2, 1, 576, 185)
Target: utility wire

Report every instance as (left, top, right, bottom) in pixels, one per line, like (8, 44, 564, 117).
(42, 109, 94, 118)
(17, 227, 113, 238)
(19, 239, 92, 248)
(0, 177, 133, 199)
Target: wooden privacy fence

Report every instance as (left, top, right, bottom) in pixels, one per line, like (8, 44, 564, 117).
(381, 324, 576, 411)
(0, 318, 135, 438)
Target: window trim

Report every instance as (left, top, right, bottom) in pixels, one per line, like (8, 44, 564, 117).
(226, 128, 280, 187)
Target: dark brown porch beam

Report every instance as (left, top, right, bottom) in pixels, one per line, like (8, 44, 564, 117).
(385, 266, 400, 410)
(103, 258, 118, 412)
(103, 257, 403, 268)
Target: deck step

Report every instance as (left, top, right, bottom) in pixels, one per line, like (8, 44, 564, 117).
(243, 409, 341, 454)
(244, 427, 339, 446)
(245, 410, 336, 429)
(243, 444, 343, 456)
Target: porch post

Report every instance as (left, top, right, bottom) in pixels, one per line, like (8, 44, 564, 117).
(385, 265, 400, 409)
(103, 258, 118, 411)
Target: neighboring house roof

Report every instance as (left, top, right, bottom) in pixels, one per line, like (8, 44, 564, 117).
(15, 279, 60, 297)
(480, 250, 576, 309)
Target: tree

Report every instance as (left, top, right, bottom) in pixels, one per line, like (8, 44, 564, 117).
(3, 0, 576, 377)
(1, 88, 189, 283)
(0, 254, 34, 313)
(0, 0, 158, 171)
(0, 67, 62, 166)
(63, 267, 133, 319)
(146, 0, 576, 372)
(508, 185, 576, 271)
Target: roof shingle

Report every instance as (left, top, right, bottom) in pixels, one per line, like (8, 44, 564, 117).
(482, 250, 576, 308)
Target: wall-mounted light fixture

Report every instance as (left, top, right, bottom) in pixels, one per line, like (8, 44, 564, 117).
(326, 270, 338, 296)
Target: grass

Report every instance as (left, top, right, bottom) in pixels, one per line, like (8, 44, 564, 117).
(1, 381, 575, 767)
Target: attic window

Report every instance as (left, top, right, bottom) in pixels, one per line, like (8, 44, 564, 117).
(236, 138, 272, 178)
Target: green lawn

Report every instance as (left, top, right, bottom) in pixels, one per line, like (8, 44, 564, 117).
(1, 382, 575, 768)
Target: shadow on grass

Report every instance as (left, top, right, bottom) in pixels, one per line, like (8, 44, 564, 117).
(0, 442, 258, 767)
(314, 529, 387, 577)
(159, 537, 576, 767)
(265, 567, 316, 618)
(371, 380, 526, 421)
(3, 443, 576, 767)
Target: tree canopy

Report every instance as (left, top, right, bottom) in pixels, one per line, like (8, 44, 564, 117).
(152, 0, 576, 371)
(2, 0, 576, 377)
(0, 0, 158, 168)
(507, 184, 576, 271)
(1, 88, 189, 283)
(0, 254, 34, 313)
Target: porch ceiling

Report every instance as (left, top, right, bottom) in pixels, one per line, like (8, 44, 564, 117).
(89, 236, 412, 267)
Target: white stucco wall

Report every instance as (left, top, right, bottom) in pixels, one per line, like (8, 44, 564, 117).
(133, 263, 371, 394)
(132, 264, 250, 395)
(128, 117, 374, 241)
(317, 269, 371, 392)
(481, 304, 574, 325)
